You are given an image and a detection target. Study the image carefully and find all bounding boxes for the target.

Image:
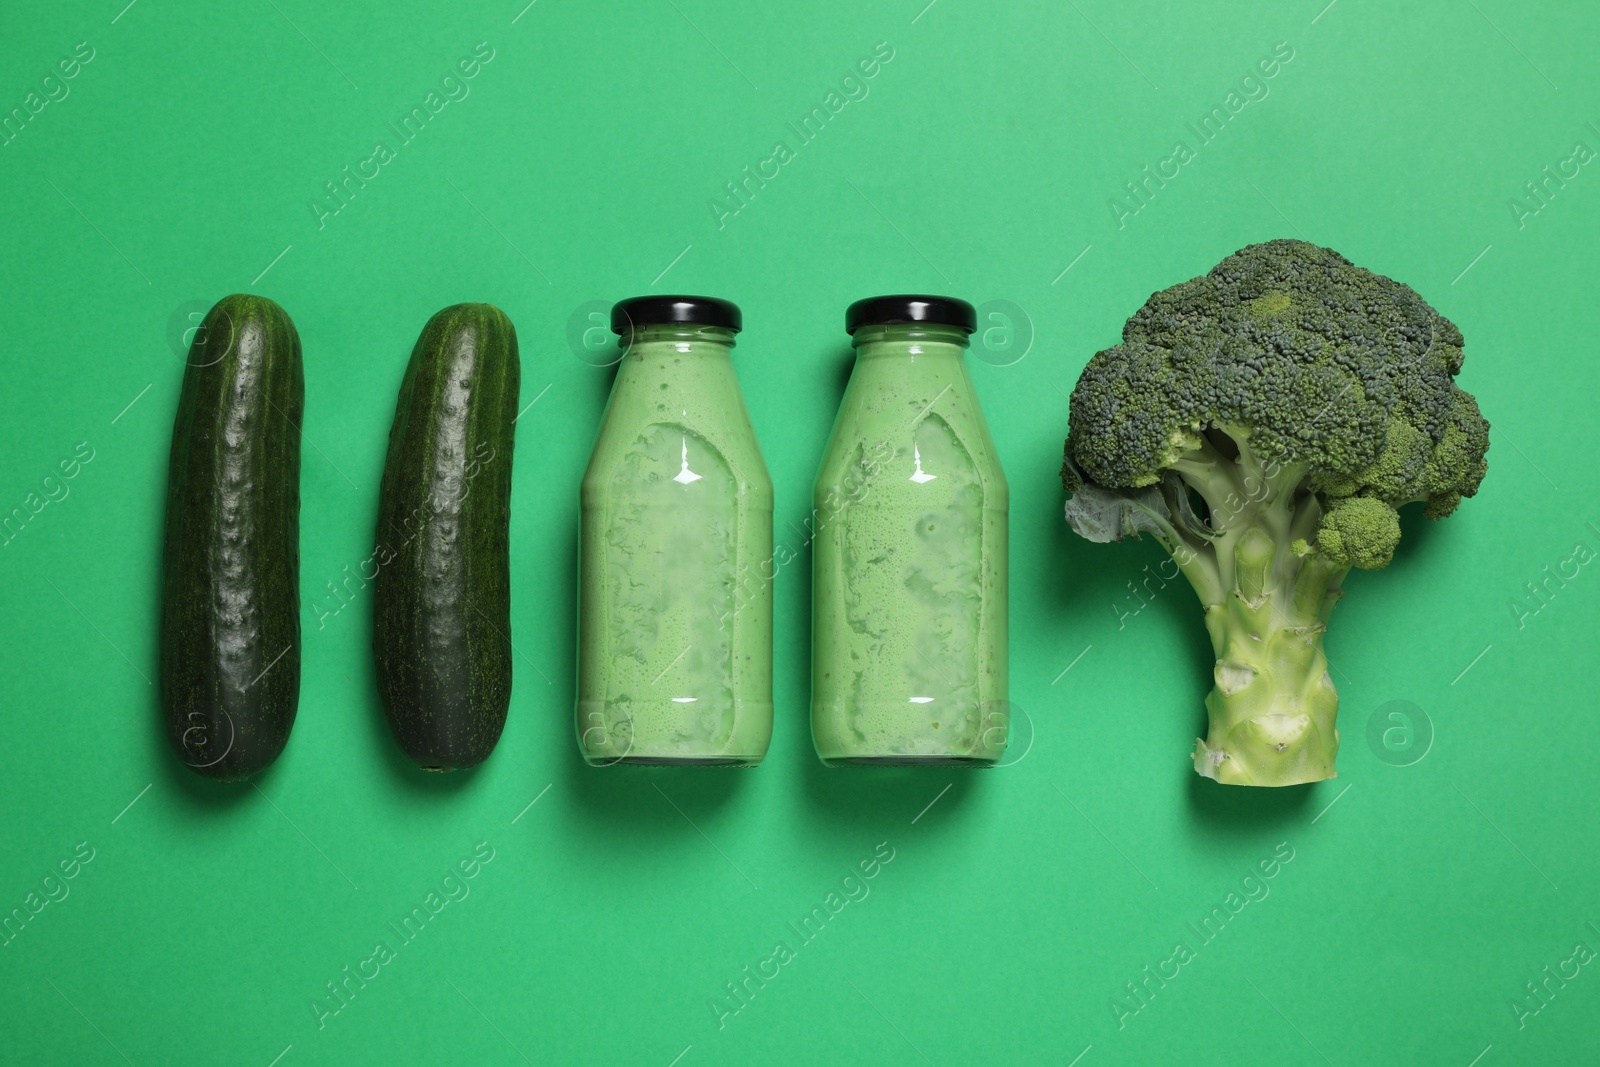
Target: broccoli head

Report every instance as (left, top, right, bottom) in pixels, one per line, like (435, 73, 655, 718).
(1061, 239, 1490, 786)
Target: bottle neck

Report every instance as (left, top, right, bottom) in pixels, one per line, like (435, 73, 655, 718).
(851, 323, 971, 359)
(621, 324, 737, 355)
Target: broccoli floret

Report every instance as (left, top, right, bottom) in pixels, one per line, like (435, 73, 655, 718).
(1061, 239, 1490, 786)
(1316, 496, 1399, 569)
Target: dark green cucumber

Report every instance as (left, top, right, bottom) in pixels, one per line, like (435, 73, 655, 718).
(373, 304, 520, 770)
(161, 294, 303, 780)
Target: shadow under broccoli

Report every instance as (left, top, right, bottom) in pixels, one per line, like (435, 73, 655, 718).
(1061, 239, 1490, 787)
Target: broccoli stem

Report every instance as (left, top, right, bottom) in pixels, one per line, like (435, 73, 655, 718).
(1192, 553, 1343, 786)
(1169, 438, 1350, 786)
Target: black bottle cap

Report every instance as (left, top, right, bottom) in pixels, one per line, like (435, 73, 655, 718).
(611, 295, 741, 335)
(845, 295, 976, 335)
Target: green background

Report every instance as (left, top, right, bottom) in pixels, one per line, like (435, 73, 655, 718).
(2, 0, 1596, 1063)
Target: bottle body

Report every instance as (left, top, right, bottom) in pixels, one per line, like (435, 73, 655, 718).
(578, 325, 773, 765)
(811, 324, 1009, 764)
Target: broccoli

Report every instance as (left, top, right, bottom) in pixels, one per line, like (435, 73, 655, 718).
(1060, 239, 1490, 787)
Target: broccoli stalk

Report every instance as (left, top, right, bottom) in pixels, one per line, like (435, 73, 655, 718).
(1166, 432, 1346, 785)
(1061, 241, 1489, 787)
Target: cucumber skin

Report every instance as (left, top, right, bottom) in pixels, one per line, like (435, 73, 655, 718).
(161, 294, 303, 781)
(373, 304, 520, 770)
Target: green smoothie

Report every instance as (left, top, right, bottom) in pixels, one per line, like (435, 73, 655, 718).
(578, 302, 773, 765)
(812, 303, 1009, 765)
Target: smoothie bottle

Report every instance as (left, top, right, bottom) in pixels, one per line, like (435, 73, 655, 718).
(577, 296, 773, 765)
(811, 296, 1009, 764)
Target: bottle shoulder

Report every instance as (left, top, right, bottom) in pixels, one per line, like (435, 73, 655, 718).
(583, 373, 772, 503)
(815, 363, 1006, 500)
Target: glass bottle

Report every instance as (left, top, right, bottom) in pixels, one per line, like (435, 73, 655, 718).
(811, 296, 1009, 764)
(577, 296, 773, 765)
